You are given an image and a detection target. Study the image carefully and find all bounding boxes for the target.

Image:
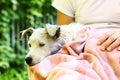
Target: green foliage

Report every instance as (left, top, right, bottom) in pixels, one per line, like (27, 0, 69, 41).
(0, 68, 28, 80)
(0, 0, 56, 79)
(0, 45, 14, 69)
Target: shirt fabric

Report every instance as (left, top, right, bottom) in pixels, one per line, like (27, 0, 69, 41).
(52, 0, 120, 26)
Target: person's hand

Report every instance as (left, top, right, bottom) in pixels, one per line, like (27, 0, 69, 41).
(97, 29, 120, 51)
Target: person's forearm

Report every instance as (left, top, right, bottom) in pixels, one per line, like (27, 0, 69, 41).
(57, 11, 75, 25)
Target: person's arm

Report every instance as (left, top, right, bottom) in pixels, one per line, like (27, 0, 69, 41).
(56, 10, 75, 25)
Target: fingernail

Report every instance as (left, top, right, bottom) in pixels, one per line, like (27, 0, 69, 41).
(118, 47, 120, 51)
(101, 47, 105, 51)
(107, 47, 111, 51)
(97, 41, 101, 45)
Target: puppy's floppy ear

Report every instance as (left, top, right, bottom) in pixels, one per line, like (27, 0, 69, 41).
(46, 24, 60, 39)
(19, 27, 34, 40)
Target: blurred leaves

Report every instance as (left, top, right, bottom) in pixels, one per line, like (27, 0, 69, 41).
(0, 0, 56, 80)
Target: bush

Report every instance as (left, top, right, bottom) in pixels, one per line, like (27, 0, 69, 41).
(0, 0, 56, 79)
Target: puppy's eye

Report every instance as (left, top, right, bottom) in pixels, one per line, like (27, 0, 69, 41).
(28, 44, 31, 47)
(39, 43, 45, 47)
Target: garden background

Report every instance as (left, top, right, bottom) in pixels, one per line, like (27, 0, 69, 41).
(0, 0, 56, 80)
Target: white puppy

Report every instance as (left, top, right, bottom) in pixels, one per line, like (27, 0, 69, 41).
(20, 23, 82, 66)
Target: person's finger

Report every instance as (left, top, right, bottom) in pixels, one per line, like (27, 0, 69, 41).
(97, 31, 114, 45)
(100, 32, 119, 51)
(107, 37, 120, 51)
(117, 46, 120, 51)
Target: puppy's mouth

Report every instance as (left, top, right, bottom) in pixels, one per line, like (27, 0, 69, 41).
(28, 41, 65, 66)
(30, 46, 62, 66)
(27, 50, 60, 66)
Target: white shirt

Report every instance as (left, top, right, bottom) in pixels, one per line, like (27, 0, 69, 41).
(52, 0, 120, 26)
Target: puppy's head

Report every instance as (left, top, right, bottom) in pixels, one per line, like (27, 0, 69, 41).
(20, 24, 65, 66)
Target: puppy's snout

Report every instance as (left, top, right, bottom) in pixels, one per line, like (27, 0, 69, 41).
(25, 57, 32, 65)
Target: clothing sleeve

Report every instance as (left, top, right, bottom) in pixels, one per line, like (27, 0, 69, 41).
(52, 0, 75, 17)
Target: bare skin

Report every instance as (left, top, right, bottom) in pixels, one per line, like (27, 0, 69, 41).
(57, 10, 120, 51)
(56, 11, 74, 25)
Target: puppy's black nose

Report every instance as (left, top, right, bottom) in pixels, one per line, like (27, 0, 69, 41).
(25, 57, 32, 65)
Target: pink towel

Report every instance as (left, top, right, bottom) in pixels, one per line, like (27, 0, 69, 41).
(28, 27, 120, 80)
